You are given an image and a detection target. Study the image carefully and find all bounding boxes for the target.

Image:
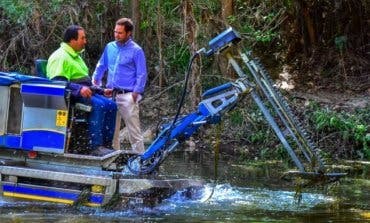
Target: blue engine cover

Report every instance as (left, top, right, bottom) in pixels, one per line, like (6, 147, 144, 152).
(0, 72, 68, 154)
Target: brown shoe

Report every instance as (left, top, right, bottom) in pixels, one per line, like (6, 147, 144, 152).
(121, 149, 142, 155)
(91, 146, 114, 156)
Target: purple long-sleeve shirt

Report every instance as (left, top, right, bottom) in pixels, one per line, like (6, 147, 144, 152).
(93, 38, 147, 93)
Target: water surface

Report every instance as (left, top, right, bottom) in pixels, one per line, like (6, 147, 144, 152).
(0, 151, 369, 222)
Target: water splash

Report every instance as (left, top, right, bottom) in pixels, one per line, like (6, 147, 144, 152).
(159, 183, 335, 213)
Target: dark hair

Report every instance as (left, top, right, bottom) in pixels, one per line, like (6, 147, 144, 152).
(116, 18, 134, 32)
(63, 25, 83, 43)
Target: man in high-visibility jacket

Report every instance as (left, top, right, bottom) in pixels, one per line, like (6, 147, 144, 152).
(47, 25, 117, 156)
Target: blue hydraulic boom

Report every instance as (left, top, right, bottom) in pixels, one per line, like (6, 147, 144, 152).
(127, 28, 346, 181)
(127, 77, 251, 175)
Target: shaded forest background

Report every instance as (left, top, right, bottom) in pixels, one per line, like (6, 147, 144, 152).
(0, 0, 369, 162)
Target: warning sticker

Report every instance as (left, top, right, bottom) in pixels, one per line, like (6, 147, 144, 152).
(56, 110, 68, 127)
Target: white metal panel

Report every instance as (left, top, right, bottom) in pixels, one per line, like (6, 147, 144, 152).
(0, 86, 10, 135)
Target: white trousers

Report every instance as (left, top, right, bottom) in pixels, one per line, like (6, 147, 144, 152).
(112, 92, 144, 153)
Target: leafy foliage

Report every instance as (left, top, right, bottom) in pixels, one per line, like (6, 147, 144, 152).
(0, 0, 129, 71)
(308, 101, 369, 160)
(0, 0, 368, 163)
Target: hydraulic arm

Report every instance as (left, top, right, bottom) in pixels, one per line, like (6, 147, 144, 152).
(127, 78, 251, 175)
(127, 28, 346, 181)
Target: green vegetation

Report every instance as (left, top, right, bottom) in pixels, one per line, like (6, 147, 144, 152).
(0, 1, 369, 163)
(308, 101, 370, 160)
(212, 97, 369, 163)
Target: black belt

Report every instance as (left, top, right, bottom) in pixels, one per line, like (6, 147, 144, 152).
(117, 89, 133, 94)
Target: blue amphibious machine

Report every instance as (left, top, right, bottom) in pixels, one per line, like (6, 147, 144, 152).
(0, 28, 345, 208)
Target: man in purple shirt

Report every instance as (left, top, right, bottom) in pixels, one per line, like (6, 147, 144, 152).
(92, 18, 147, 154)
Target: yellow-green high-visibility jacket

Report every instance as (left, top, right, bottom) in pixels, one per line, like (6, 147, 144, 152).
(46, 42, 88, 81)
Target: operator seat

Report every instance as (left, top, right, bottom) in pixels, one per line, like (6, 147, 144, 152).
(35, 59, 48, 78)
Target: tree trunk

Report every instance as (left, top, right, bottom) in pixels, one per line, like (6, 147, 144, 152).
(302, 4, 316, 46)
(218, 0, 235, 78)
(182, 0, 201, 108)
(294, 0, 316, 56)
(157, 0, 165, 88)
(221, 0, 233, 26)
(131, 0, 141, 41)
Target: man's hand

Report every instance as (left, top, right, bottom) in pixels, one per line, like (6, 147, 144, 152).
(92, 79, 100, 86)
(104, 88, 113, 97)
(132, 92, 140, 103)
(80, 86, 92, 98)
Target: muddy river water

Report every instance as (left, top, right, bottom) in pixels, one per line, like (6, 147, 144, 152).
(0, 151, 369, 222)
